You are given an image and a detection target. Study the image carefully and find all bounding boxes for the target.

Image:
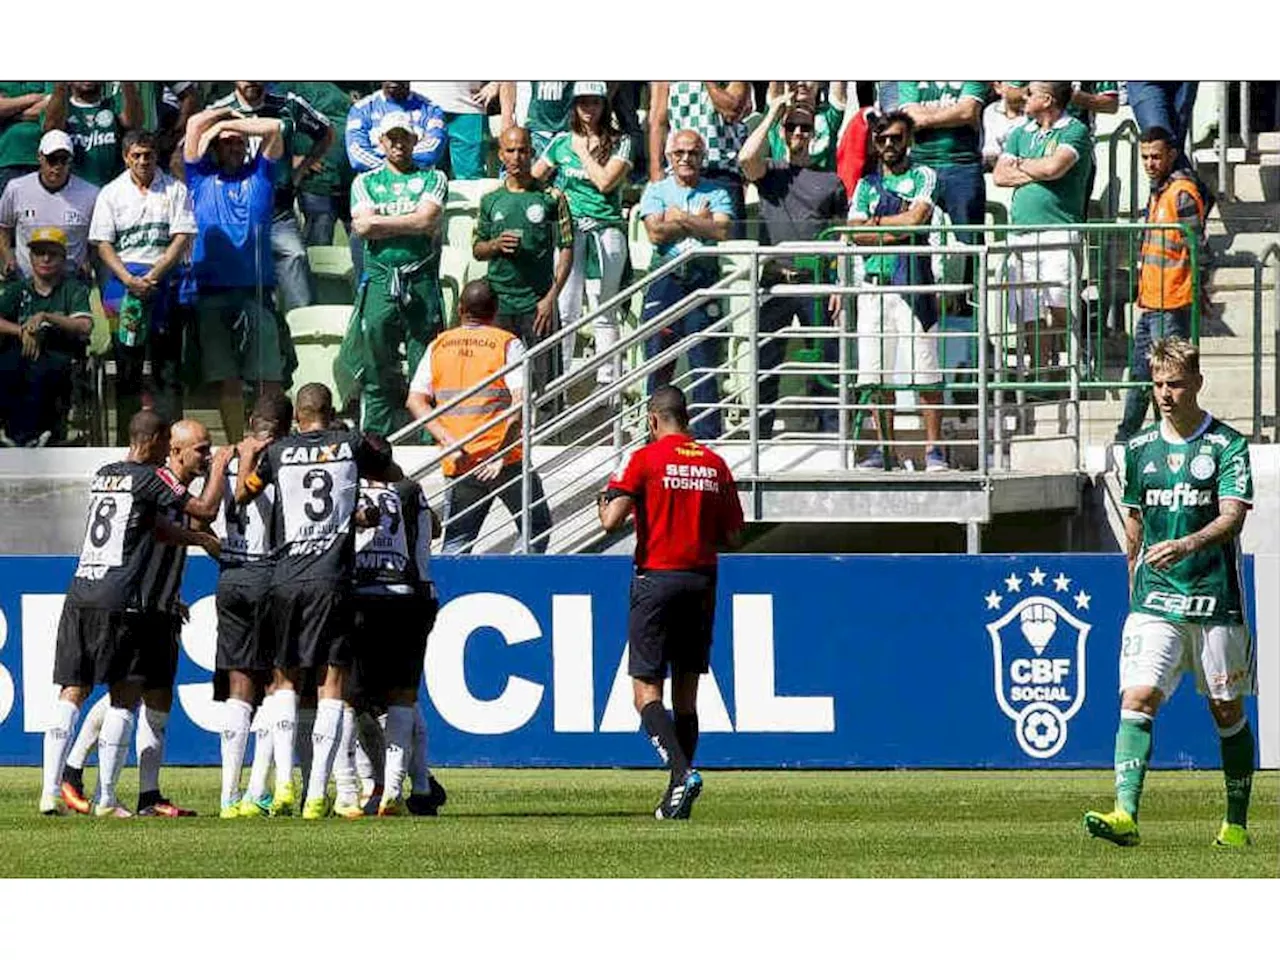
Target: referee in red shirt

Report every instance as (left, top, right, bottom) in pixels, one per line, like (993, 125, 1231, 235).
(599, 386, 744, 820)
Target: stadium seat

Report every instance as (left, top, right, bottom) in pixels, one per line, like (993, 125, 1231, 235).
(307, 244, 355, 305)
(439, 245, 468, 326)
(286, 305, 351, 401)
(444, 209, 477, 256)
(447, 178, 499, 208)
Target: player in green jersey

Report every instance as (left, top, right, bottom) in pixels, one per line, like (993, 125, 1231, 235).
(341, 112, 447, 436)
(1084, 337, 1256, 848)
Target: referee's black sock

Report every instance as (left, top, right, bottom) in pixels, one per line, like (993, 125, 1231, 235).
(674, 712, 699, 766)
(640, 701, 689, 781)
(62, 764, 83, 792)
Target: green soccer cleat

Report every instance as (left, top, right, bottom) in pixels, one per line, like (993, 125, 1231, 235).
(269, 782, 297, 818)
(1213, 821, 1251, 848)
(1083, 808, 1140, 847)
(302, 796, 332, 821)
(238, 792, 271, 819)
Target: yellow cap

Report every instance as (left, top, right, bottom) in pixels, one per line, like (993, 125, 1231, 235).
(28, 226, 68, 249)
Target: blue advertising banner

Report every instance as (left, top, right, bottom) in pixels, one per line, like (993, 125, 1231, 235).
(0, 554, 1258, 768)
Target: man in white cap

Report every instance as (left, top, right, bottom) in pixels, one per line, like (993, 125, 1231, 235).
(0, 130, 100, 280)
(337, 111, 447, 436)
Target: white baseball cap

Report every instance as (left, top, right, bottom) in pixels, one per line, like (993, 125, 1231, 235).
(38, 130, 74, 157)
(572, 81, 608, 100)
(375, 111, 418, 139)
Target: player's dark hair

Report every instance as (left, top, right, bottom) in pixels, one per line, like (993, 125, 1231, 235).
(250, 393, 293, 439)
(1139, 125, 1175, 147)
(121, 129, 157, 156)
(460, 279, 498, 320)
(356, 430, 395, 479)
(648, 385, 689, 427)
(128, 409, 169, 446)
(295, 383, 334, 423)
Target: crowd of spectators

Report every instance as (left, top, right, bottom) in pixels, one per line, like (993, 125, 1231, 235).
(0, 80, 1266, 459)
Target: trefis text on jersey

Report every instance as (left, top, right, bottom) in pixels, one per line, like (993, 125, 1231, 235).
(1144, 482, 1214, 511)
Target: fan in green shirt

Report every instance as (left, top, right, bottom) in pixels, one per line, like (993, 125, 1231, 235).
(0, 82, 52, 181)
(42, 82, 142, 187)
(474, 125, 574, 399)
(764, 83, 846, 171)
(897, 82, 987, 168)
(340, 114, 448, 436)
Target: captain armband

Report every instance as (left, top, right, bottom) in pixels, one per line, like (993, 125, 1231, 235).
(243, 472, 264, 495)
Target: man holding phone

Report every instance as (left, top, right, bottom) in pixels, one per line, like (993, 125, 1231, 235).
(473, 125, 574, 403)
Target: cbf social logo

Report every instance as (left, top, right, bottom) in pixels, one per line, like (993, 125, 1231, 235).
(984, 567, 1093, 759)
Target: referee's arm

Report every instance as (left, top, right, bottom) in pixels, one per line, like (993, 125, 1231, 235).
(598, 489, 634, 533)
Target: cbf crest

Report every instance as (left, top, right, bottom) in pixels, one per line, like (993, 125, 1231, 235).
(984, 567, 1093, 759)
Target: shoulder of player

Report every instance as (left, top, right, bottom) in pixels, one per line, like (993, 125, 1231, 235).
(1203, 416, 1248, 449)
(154, 465, 189, 497)
(1126, 427, 1161, 452)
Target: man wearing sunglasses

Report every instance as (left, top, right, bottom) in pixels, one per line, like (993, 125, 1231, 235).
(844, 111, 947, 472)
(0, 130, 100, 282)
(739, 94, 848, 438)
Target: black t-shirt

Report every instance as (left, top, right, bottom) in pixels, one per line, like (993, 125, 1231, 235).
(137, 465, 191, 614)
(755, 161, 847, 266)
(256, 428, 362, 584)
(353, 478, 434, 596)
(212, 454, 277, 571)
(67, 460, 191, 610)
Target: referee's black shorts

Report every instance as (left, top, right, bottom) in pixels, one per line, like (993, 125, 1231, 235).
(272, 577, 354, 671)
(213, 565, 274, 701)
(626, 568, 717, 680)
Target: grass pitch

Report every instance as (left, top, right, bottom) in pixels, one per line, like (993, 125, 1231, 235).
(1, 768, 1275, 878)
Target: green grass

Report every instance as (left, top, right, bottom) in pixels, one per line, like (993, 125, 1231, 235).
(2, 768, 1276, 878)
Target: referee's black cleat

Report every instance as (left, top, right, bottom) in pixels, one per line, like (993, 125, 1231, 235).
(406, 776, 448, 816)
(655, 770, 703, 821)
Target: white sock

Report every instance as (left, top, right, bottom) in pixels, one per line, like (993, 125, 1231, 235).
(355, 711, 386, 787)
(409, 707, 431, 793)
(41, 700, 80, 801)
(65, 695, 108, 771)
(136, 707, 169, 798)
(220, 699, 253, 806)
(271, 689, 298, 795)
(247, 699, 275, 800)
(296, 706, 316, 798)
(334, 706, 358, 807)
(305, 699, 344, 804)
(383, 706, 415, 802)
(98, 706, 136, 809)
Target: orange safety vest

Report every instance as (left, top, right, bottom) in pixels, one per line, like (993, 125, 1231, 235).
(429, 323, 521, 477)
(1138, 172, 1204, 311)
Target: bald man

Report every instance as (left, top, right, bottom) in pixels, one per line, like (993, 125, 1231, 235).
(473, 125, 573, 401)
(130, 418, 222, 816)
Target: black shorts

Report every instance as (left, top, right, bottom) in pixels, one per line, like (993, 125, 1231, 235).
(53, 602, 144, 689)
(627, 569, 717, 680)
(347, 591, 438, 711)
(134, 610, 182, 690)
(213, 568, 274, 701)
(272, 578, 354, 671)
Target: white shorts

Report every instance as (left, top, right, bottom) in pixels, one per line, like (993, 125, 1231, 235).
(855, 292, 940, 386)
(1119, 611, 1256, 702)
(1007, 230, 1078, 318)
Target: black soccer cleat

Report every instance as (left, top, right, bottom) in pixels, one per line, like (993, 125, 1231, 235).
(655, 770, 703, 821)
(406, 776, 448, 816)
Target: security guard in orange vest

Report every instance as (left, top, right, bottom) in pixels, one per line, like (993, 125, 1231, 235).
(406, 279, 552, 554)
(1116, 125, 1207, 441)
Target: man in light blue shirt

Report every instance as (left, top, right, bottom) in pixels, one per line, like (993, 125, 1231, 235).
(346, 82, 446, 174)
(638, 129, 733, 439)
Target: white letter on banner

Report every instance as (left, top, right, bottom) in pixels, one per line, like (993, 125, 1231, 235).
(732, 594, 834, 732)
(552, 595, 594, 732)
(177, 595, 221, 732)
(20, 594, 64, 732)
(597, 640, 734, 732)
(425, 592, 544, 735)
(0, 606, 14, 726)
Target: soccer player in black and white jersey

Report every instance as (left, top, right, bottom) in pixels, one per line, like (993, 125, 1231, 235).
(236, 383, 377, 819)
(211, 394, 293, 818)
(40, 411, 230, 816)
(128, 419, 223, 817)
(345, 433, 444, 816)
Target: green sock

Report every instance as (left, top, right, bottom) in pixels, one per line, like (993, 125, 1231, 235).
(1219, 721, 1254, 827)
(1114, 712, 1153, 820)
